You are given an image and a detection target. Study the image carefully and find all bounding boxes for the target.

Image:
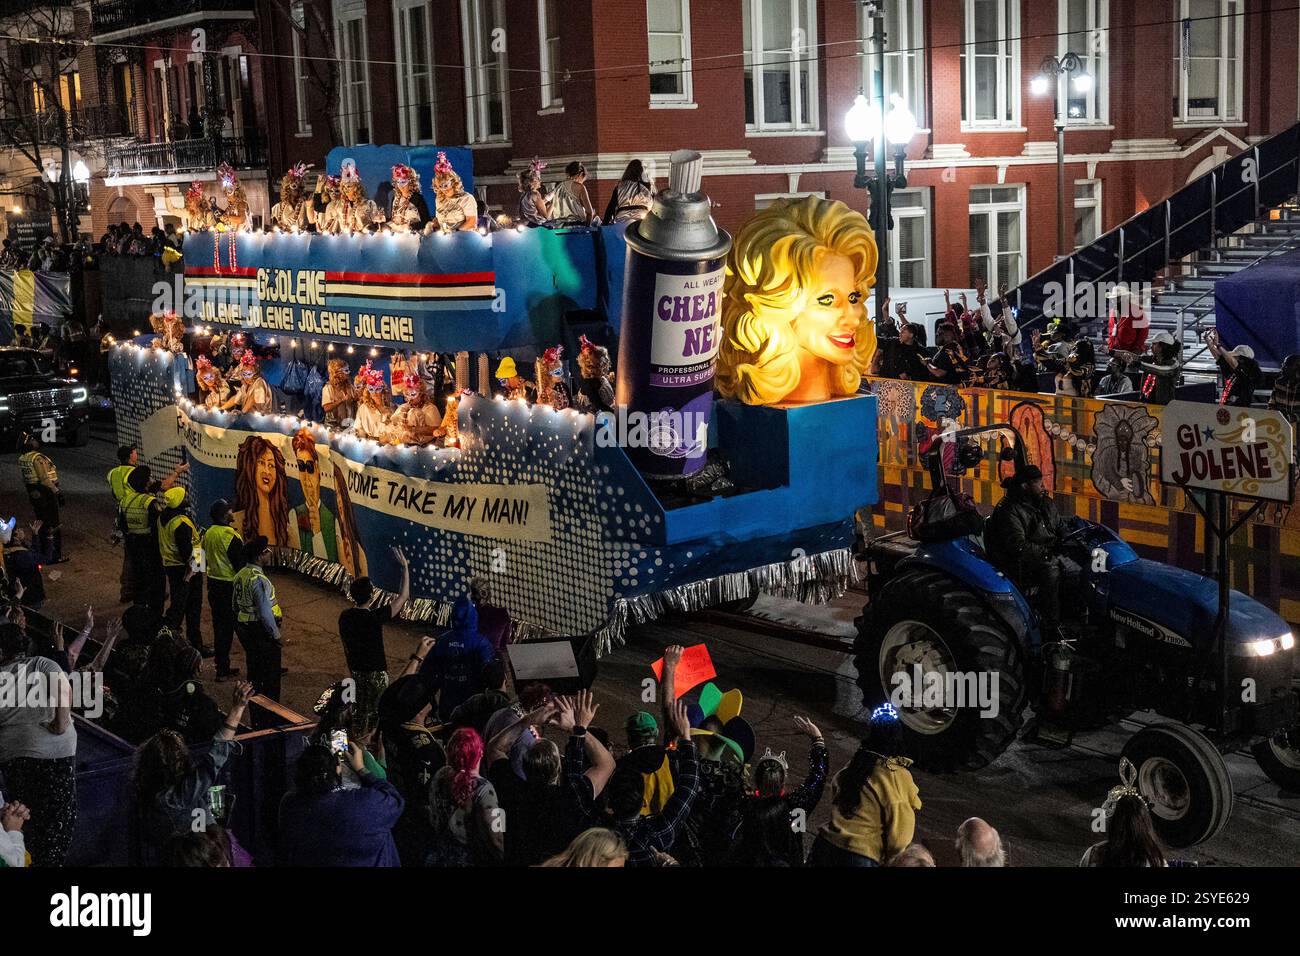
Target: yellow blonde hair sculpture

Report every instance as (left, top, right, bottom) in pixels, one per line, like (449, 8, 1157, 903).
(716, 196, 878, 405)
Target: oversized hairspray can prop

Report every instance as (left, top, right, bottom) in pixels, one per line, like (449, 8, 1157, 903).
(615, 150, 732, 479)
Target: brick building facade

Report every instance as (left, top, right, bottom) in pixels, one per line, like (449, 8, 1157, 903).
(55, 1, 1299, 289)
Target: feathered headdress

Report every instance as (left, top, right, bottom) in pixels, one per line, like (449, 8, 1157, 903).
(434, 151, 454, 177)
(403, 370, 425, 393)
(358, 361, 387, 392)
(579, 335, 601, 356)
(287, 162, 310, 183)
(528, 157, 547, 175)
(391, 164, 419, 189)
(185, 181, 206, 203)
(217, 162, 238, 191)
(229, 332, 247, 348)
(324, 174, 341, 191)
(541, 345, 564, 365)
(237, 350, 259, 378)
(195, 355, 213, 371)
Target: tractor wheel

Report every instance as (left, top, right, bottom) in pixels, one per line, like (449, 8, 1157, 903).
(1251, 723, 1300, 793)
(1120, 723, 1234, 848)
(853, 570, 1027, 771)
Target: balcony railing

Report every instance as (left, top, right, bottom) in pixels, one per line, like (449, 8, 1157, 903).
(90, 0, 253, 37)
(105, 133, 265, 178)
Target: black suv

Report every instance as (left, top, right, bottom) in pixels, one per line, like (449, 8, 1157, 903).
(0, 347, 90, 447)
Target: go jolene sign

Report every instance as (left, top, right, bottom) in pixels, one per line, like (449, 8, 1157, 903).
(1160, 401, 1295, 503)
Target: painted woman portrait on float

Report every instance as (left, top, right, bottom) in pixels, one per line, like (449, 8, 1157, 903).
(233, 434, 296, 548)
(716, 196, 878, 405)
(332, 462, 368, 580)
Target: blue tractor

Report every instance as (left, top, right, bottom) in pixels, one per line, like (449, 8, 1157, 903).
(855, 422, 1299, 848)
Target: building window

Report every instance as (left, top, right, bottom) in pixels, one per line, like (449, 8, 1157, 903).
(960, 0, 1020, 128)
(395, 0, 436, 141)
(1174, 0, 1243, 123)
(291, 1, 312, 135)
(335, 1, 372, 145)
(1060, 0, 1108, 124)
(968, 186, 1025, 289)
(648, 0, 692, 103)
(860, 0, 925, 128)
(152, 60, 169, 141)
(754, 190, 826, 210)
(891, 188, 931, 289)
(462, 0, 509, 142)
(537, 0, 562, 108)
(111, 62, 136, 136)
(1074, 180, 1101, 248)
(743, 0, 819, 131)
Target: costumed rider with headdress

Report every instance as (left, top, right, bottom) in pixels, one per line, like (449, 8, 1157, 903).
(271, 162, 312, 231)
(221, 351, 273, 413)
(195, 355, 228, 409)
(148, 309, 186, 353)
(535, 346, 571, 409)
(494, 357, 537, 402)
(351, 361, 392, 439)
(384, 164, 432, 233)
(322, 159, 380, 234)
(321, 358, 357, 429)
(432, 152, 477, 233)
(575, 335, 615, 413)
(183, 180, 212, 231)
(385, 372, 443, 445)
(214, 162, 248, 229)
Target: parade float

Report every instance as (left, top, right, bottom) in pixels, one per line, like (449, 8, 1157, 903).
(110, 148, 878, 652)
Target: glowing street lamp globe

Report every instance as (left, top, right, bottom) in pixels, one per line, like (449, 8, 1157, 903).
(844, 93, 880, 144)
(883, 94, 917, 148)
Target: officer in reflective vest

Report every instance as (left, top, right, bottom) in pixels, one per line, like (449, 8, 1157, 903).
(203, 499, 244, 680)
(233, 534, 283, 702)
(159, 485, 210, 657)
(119, 465, 165, 610)
(108, 445, 138, 602)
(18, 432, 64, 562)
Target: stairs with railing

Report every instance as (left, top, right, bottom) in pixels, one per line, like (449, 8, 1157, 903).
(1003, 121, 1300, 382)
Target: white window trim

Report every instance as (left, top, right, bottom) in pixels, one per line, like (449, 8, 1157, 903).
(152, 58, 170, 141)
(1058, 0, 1109, 126)
(861, 0, 926, 128)
(744, 0, 820, 133)
(1174, 0, 1244, 124)
(537, 0, 562, 109)
(220, 46, 245, 139)
(393, 0, 437, 144)
(1073, 178, 1102, 248)
(960, 0, 1021, 131)
(648, 0, 694, 106)
(290, 1, 312, 135)
(968, 185, 1027, 290)
(890, 187, 931, 289)
(334, 1, 374, 146)
(461, 0, 510, 144)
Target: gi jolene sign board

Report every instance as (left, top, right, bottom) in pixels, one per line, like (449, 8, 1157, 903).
(1159, 401, 1295, 503)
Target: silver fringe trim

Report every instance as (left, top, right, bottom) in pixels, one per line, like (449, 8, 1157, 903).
(593, 547, 859, 657)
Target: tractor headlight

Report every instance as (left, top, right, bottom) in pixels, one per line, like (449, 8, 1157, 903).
(1282, 633, 1296, 651)
(72, 387, 87, 404)
(1242, 633, 1294, 657)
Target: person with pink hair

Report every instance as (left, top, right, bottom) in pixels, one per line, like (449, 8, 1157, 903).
(426, 728, 504, 866)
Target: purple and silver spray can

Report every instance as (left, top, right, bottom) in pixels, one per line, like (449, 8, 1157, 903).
(615, 150, 731, 479)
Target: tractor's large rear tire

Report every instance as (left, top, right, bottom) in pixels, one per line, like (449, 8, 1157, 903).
(1251, 723, 1300, 793)
(1121, 723, 1233, 848)
(854, 570, 1027, 771)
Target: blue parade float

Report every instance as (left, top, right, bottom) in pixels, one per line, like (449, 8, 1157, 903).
(111, 156, 876, 652)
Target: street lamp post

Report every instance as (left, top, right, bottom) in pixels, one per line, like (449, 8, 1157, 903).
(1031, 52, 1090, 259)
(846, 6, 916, 323)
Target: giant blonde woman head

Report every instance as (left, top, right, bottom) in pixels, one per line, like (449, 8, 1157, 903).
(716, 196, 878, 405)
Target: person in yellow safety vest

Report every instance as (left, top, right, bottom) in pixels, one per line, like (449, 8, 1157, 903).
(108, 444, 139, 602)
(233, 534, 284, 703)
(203, 499, 244, 681)
(159, 485, 212, 658)
(119, 465, 166, 611)
(18, 432, 65, 563)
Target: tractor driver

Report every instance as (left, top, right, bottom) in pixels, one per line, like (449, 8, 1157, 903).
(983, 463, 1082, 635)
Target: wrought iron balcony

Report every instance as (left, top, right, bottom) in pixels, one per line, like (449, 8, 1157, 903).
(105, 133, 265, 179)
(0, 103, 131, 147)
(90, 0, 254, 38)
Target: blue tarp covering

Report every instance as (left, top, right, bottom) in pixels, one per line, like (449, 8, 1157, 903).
(1214, 248, 1300, 367)
(324, 144, 475, 198)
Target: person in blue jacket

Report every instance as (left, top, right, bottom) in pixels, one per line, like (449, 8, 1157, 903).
(419, 595, 495, 722)
(277, 740, 405, 866)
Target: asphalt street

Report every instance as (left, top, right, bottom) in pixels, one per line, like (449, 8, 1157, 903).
(4, 422, 1299, 866)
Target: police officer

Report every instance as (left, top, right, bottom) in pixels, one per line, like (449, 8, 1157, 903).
(203, 499, 243, 681)
(233, 535, 283, 702)
(119, 465, 167, 610)
(108, 444, 139, 601)
(159, 485, 211, 657)
(18, 432, 64, 562)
